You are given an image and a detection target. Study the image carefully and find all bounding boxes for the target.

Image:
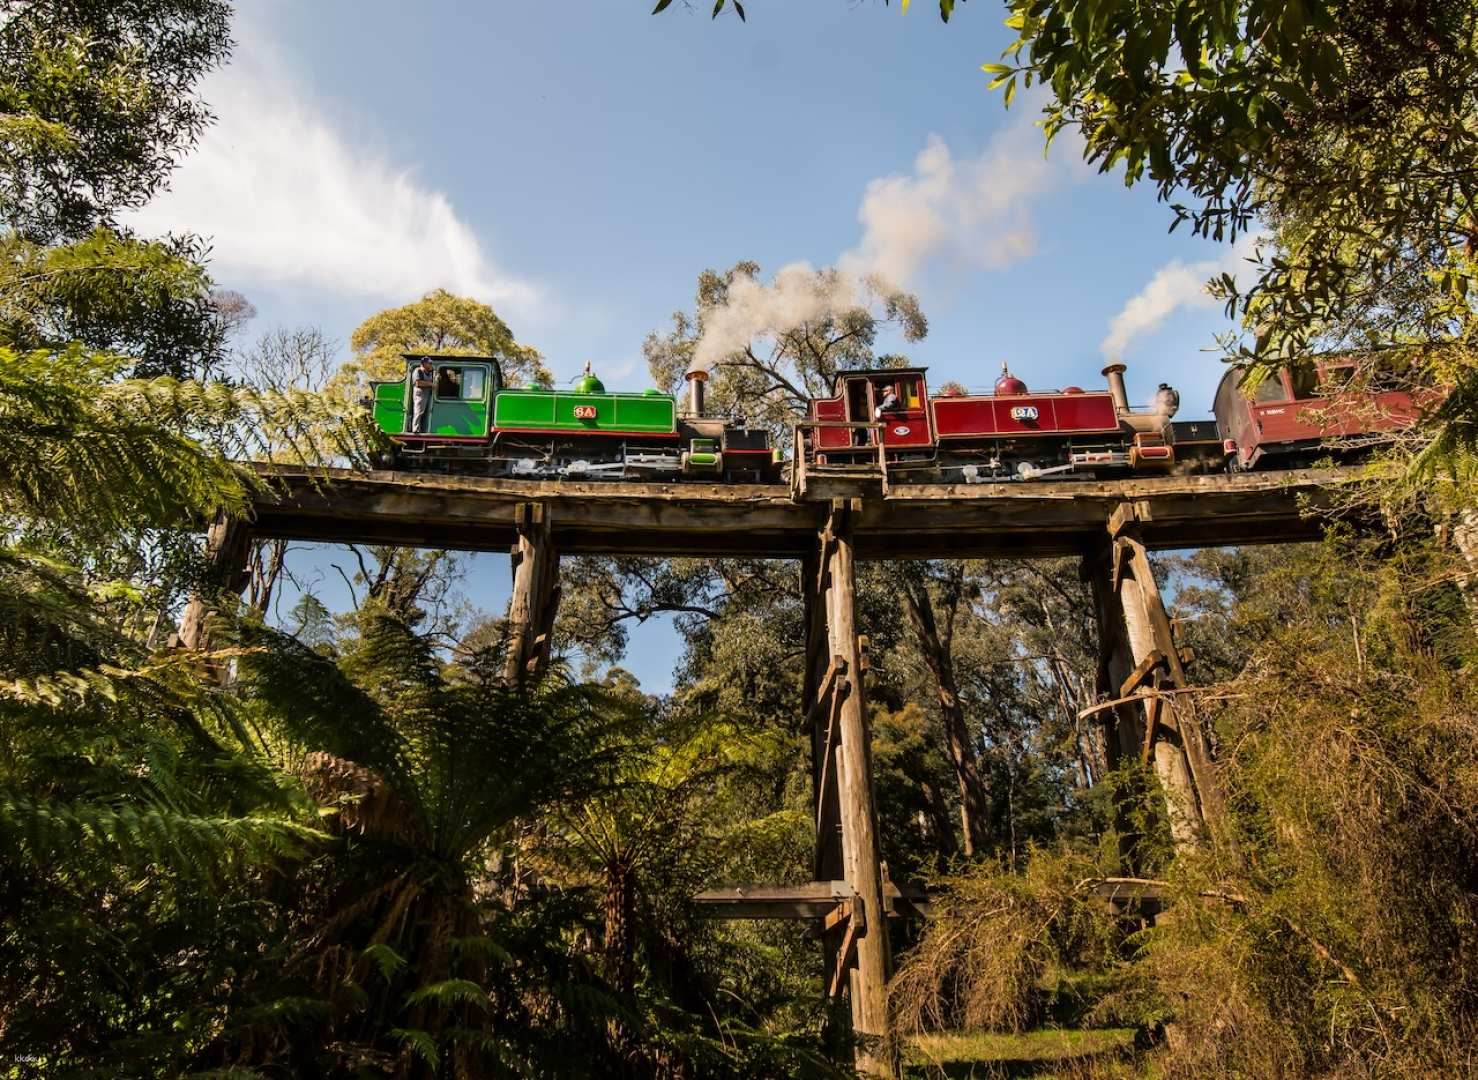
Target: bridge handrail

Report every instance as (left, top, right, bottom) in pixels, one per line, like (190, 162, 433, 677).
(791, 420, 888, 500)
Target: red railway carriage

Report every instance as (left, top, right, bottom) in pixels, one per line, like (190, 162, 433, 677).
(806, 356, 1425, 482)
(808, 363, 1185, 481)
(1215, 360, 1423, 471)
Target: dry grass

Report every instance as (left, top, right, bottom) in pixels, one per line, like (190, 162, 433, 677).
(890, 854, 1119, 1037)
(904, 1027, 1144, 1080)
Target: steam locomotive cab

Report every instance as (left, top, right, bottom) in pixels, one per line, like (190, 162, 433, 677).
(812, 369, 935, 460)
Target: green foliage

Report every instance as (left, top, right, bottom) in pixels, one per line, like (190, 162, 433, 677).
(343, 287, 551, 390)
(1120, 533, 1478, 1076)
(982, 0, 1478, 485)
(0, 0, 233, 243)
(0, 1, 235, 381)
(1, 227, 233, 379)
(0, 344, 378, 540)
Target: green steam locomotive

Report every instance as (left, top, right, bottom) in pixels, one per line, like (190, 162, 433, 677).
(369, 354, 781, 482)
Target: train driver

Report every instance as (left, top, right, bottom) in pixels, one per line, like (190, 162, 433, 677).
(874, 383, 901, 418)
(411, 356, 435, 433)
(859, 381, 904, 445)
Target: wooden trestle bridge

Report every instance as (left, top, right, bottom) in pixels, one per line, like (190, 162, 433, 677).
(183, 463, 1352, 1074)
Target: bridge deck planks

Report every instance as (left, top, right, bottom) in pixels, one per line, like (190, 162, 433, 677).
(246, 465, 1353, 559)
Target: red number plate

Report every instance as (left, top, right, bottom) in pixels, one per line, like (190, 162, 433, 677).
(572, 404, 598, 419)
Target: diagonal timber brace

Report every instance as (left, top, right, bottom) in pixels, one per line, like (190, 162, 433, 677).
(1085, 501, 1232, 854)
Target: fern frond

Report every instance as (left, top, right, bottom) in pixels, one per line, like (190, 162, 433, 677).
(0, 796, 325, 882)
(360, 943, 408, 983)
(390, 1027, 440, 1069)
(402, 978, 490, 1012)
(0, 344, 383, 538)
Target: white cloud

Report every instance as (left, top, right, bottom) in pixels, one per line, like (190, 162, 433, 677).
(1100, 232, 1264, 362)
(690, 112, 1076, 371)
(839, 120, 1057, 286)
(130, 21, 541, 316)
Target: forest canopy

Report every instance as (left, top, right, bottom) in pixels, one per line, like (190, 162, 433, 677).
(4, 1, 1478, 1078)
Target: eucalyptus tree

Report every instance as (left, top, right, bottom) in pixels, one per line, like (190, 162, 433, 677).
(342, 287, 551, 389)
(0, 0, 237, 380)
(644, 261, 926, 444)
(896, 562, 993, 857)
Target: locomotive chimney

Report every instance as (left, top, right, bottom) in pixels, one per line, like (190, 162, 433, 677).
(684, 367, 708, 417)
(1101, 362, 1130, 413)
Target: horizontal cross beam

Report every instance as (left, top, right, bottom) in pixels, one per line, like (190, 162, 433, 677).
(692, 881, 933, 919)
(245, 465, 1354, 560)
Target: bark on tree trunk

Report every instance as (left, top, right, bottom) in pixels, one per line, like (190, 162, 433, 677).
(604, 856, 636, 996)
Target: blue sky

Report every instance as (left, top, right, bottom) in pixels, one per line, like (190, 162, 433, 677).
(138, 1, 1257, 690)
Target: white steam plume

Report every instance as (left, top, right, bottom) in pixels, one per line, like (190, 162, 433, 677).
(691, 263, 859, 372)
(1100, 232, 1264, 363)
(688, 114, 1073, 373)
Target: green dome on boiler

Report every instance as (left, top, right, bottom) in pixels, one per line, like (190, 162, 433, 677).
(574, 362, 605, 394)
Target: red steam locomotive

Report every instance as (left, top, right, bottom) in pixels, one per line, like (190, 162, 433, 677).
(797, 359, 1421, 482)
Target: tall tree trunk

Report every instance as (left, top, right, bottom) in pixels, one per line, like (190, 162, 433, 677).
(902, 578, 990, 858)
(603, 856, 636, 995)
(247, 538, 287, 617)
(919, 780, 959, 857)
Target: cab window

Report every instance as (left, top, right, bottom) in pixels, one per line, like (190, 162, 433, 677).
(1288, 366, 1320, 400)
(897, 375, 922, 408)
(1253, 373, 1288, 403)
(461, 367, 486, 401)
(436, 366, 462, 399)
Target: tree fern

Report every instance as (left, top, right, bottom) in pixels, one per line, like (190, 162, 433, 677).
(0, 344, 380, 540)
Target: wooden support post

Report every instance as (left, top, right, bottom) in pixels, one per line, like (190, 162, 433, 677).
(805, 498, 893, 1075)
(1095, 502, 1229, 853)
(1083, 545, 1143, 769)
(503, 503, 559, 688)
(178, 511, 253, 662)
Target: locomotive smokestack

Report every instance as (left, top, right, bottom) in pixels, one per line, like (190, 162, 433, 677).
(684, 367, 708, 417)
(1101, 363, 1129, 413)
